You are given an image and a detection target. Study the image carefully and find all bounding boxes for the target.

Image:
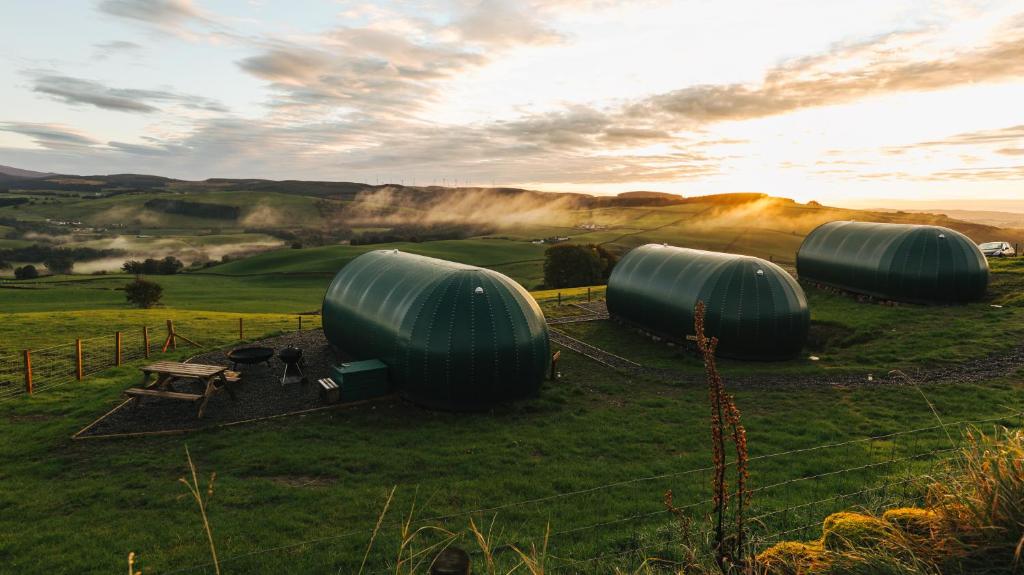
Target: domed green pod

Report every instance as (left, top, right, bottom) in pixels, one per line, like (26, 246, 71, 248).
(797, 221, 989, 303)
(606, 244, 809, 360)
(322, 250, 549, 410)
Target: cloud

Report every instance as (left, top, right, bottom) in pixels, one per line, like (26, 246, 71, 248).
(0, 122, 100, 150)
(96, 0, 229, 42)
(30, 73, 228, 113)
(96, 0, 201, 26)
(237, 30, 486, 116)
(917, 125, 1024, 147)
(448, 0, 563, 47)
(628, 19, 1024, 126)
(924, 165, 1024, 181)
(93, 40, 143, 59)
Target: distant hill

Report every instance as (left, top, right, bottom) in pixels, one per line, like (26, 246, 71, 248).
(878, 208, 1024, 229)
(0, 164, 53, 179)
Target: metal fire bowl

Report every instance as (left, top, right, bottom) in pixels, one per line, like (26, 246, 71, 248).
(227, 346, 275, 365)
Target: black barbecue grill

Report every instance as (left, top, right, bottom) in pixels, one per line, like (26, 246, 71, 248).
(227, 346, 274, 370)
(278, 346, 306, 385)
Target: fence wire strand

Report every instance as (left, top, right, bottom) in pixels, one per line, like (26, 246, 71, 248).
(0, 315, 320, 402)
(161, 412, 1015, 575)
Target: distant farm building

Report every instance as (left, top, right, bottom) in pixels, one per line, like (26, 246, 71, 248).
(322, 250, 549, 410)
(606, 244, 810, 360)
(797, 221, 989, 303)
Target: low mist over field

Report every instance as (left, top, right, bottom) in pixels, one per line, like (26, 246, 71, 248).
(343, 186, 582, 228)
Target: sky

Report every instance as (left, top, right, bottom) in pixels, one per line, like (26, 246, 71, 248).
(1, 0, 1023, 205)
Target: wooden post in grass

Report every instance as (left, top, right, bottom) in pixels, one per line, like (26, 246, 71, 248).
(557, 291, 562, 305)
(161, 320, 200, 352)
(587, 287, 591, 302)
(115, 331, 122, 366)
(549, 350, 561, 380)
(75, 339, 83, 381)
(163, 320, 176, 352)
(23, 350, 32, 395)
(143, 326, 150, 359)
(238, 317, 244, 340)
(298, 316, 302, 331)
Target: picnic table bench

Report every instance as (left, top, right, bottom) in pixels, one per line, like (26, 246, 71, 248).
(123, 361, 240, 418)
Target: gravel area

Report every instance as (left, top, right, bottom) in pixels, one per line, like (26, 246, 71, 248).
(80, 318, 1024, 437)
(79, 330, 360, 437)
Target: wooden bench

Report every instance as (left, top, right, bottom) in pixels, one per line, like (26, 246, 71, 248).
(131, 361, 236, 418)
(124, 387, 203, 402)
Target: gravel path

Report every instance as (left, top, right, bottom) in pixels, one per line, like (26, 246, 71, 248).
(78, 330, 358, 437)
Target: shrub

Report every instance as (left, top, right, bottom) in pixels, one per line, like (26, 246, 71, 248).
(756, 541, 829, 574)
(881, 508, 939, 540)
(542, 243, 617, 288)
(123, 256, 184, 275)
(820, 512, 891, 551)
(44, 254, 74, 274)
(757, 428, 1024, 575)
(124, 278, 163, 308)
(13, 264, 39, 280)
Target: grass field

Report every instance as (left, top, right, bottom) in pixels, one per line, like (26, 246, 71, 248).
(1, 341, 1020, 573)
(554, 259, 1024, 377)
(1, 211, 1023, 571)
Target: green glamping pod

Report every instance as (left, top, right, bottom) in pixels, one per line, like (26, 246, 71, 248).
(606, 244, 809, 360)
(797, 221, 988, 303)
(321, 250, 549, 410)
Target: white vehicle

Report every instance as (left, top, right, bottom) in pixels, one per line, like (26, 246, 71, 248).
(979, 241, 1016, 258)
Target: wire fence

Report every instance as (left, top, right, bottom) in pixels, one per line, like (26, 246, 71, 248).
(160, 411, 1021, 574)
(0, 314, 322, 401)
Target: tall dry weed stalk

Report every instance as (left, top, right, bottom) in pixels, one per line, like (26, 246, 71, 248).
(511, 522, 551, 575)
(694, 300, 750, 573)
(178, 446, 220, 575)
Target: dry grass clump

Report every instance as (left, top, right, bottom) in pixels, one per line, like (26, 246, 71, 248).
(755, 427, 1024, 575)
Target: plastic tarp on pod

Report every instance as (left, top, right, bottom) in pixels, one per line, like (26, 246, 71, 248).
(322, 250, 549, 410)
(606, 244, 809, 360)
(797, 221, 989, 303)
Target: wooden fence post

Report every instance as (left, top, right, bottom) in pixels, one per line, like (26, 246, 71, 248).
(163, 320, 176, 352)
(23, 350, 32, 395)
(587, 287, 591, 302)
(557, 291, 562, 305)
(75, 339, 83, 381)
(115, 331, 122, 366)
(239, 317, 244, 340)
(143, 326, 150, 358)
(549, 350, 561, 380)
(298, 315, 303, 331)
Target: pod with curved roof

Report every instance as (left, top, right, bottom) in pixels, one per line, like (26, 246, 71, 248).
(606, 244, 809, 360)
(322, 250, 549, 410)
(797, 221, 988, 303)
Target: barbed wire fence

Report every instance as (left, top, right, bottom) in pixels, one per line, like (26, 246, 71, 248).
(158, 411, 1020, 574)
(0, 314, 323, 401)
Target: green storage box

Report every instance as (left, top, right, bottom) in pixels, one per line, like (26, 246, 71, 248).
(330, 359, 390, 402)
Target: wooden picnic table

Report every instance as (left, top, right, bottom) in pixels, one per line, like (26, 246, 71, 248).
(125, 361, 238, 418)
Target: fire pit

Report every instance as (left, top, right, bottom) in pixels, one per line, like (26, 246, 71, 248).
(227, 346, 275, 370)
